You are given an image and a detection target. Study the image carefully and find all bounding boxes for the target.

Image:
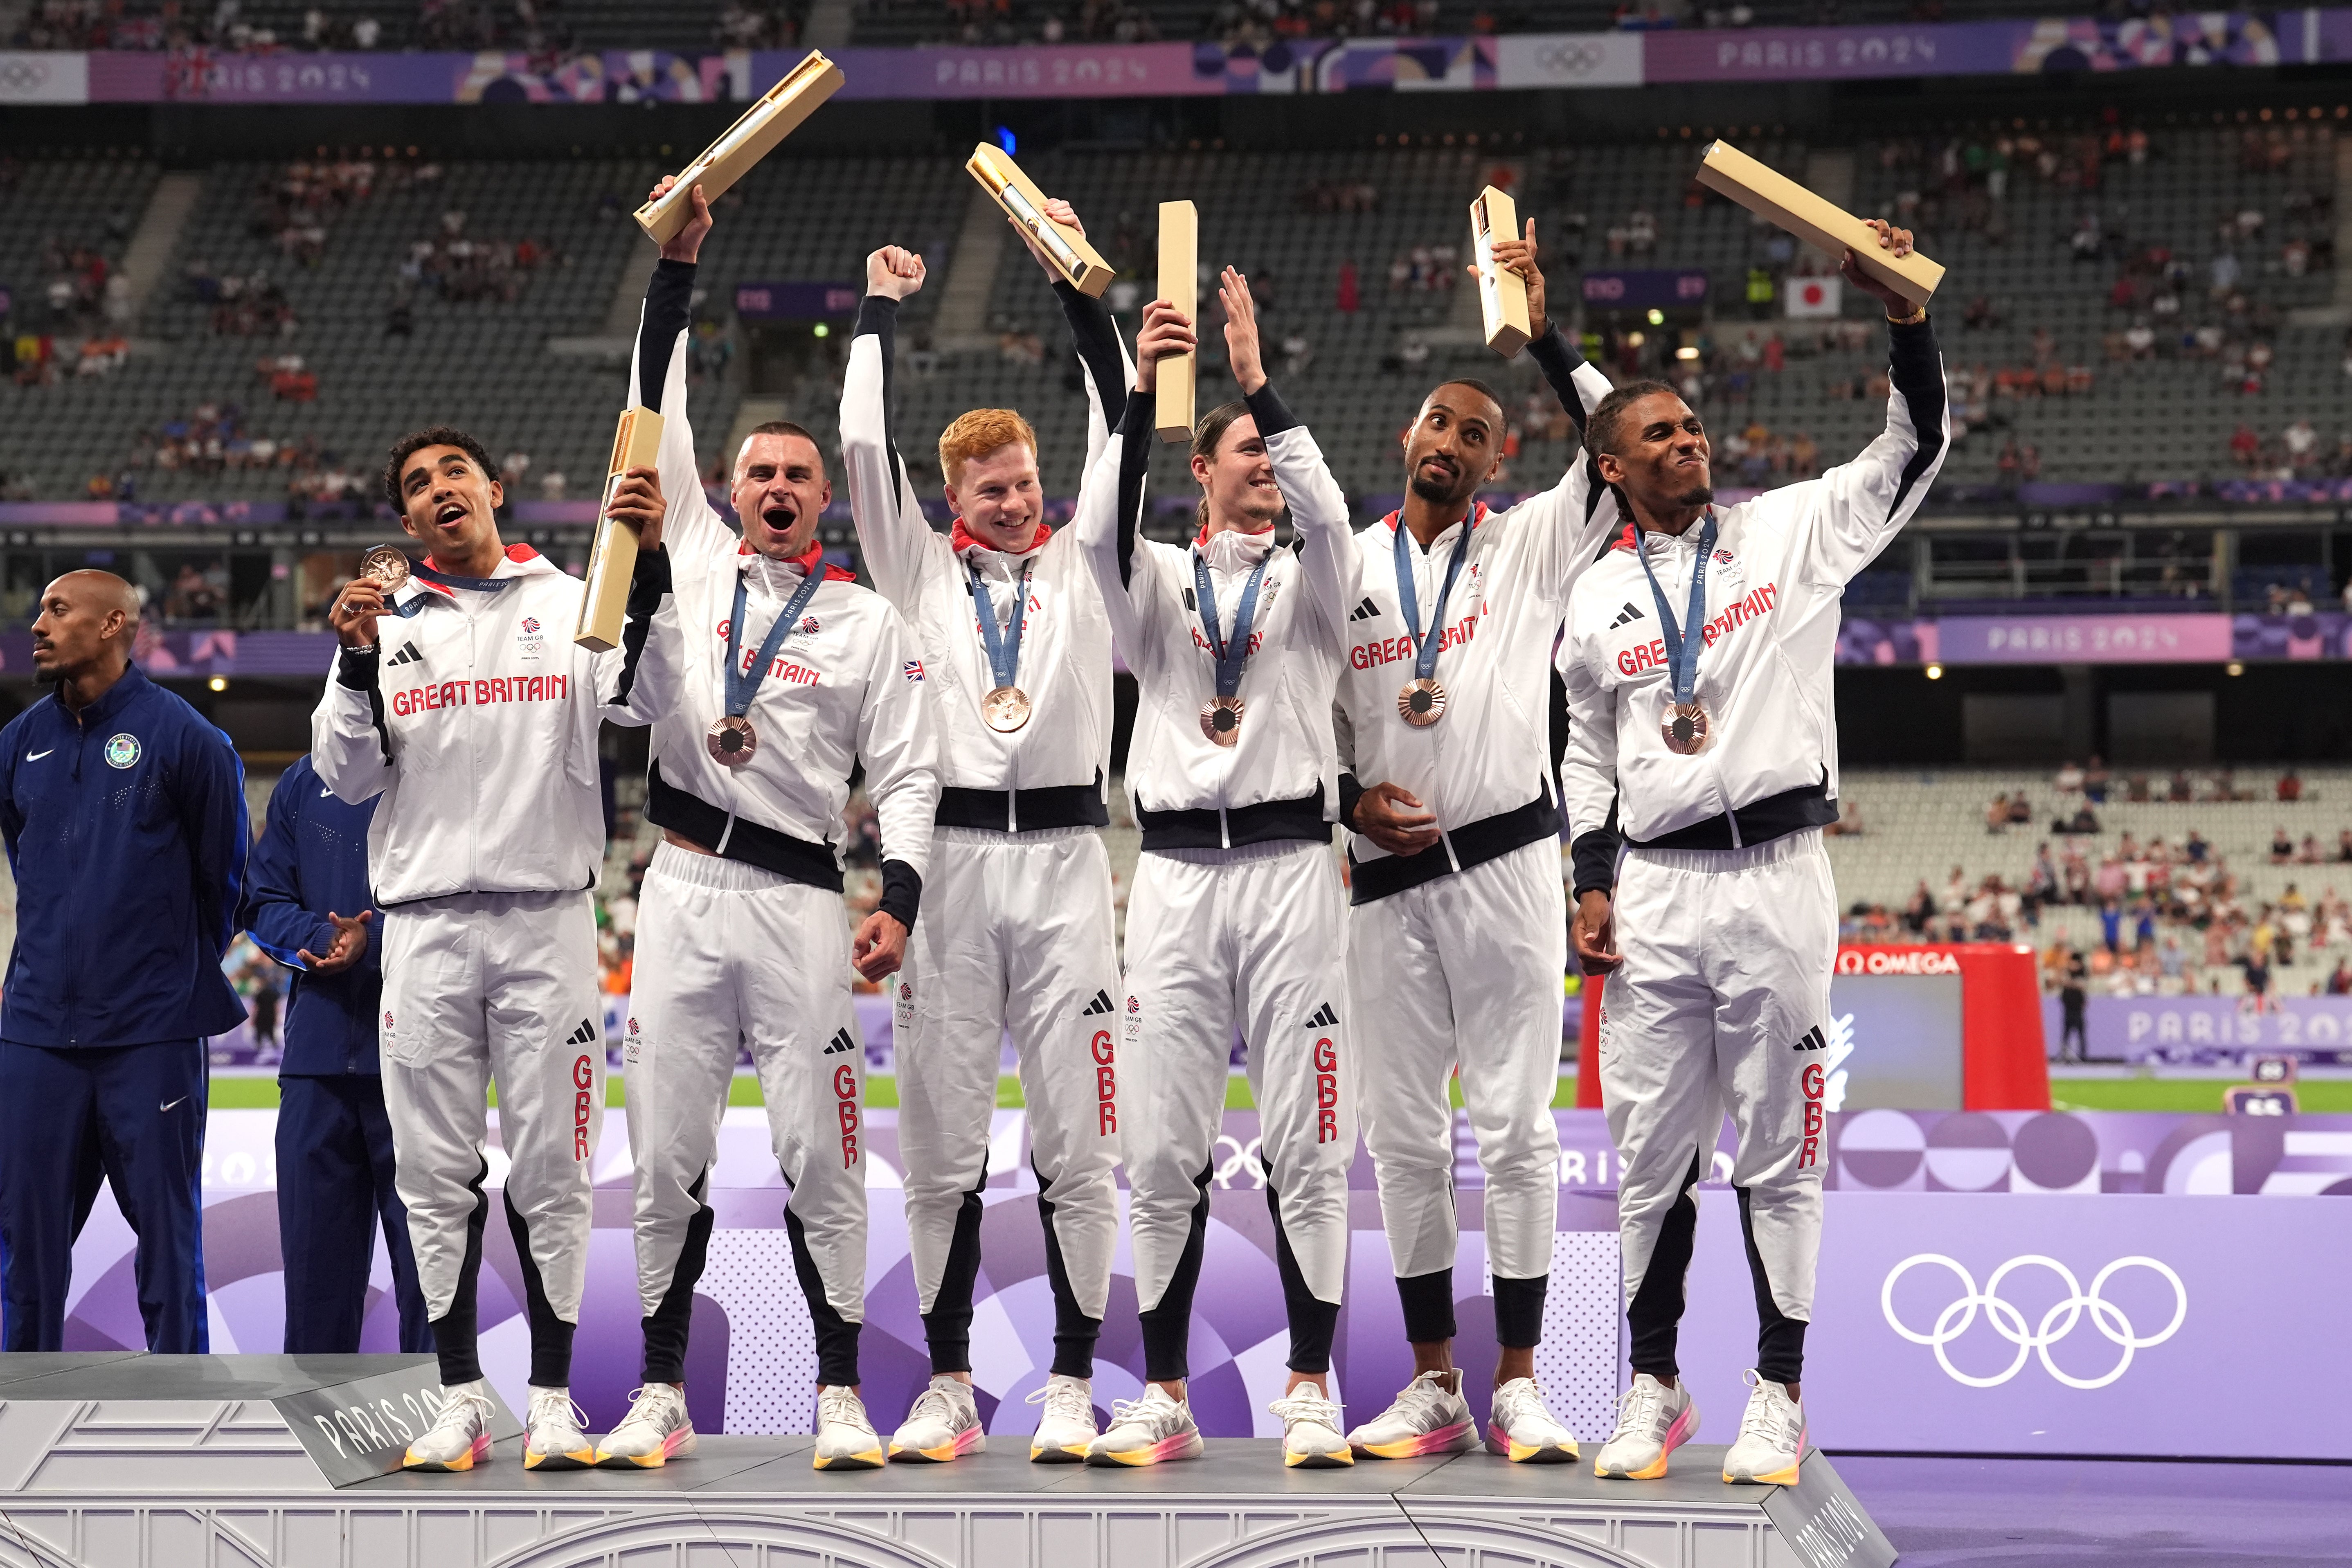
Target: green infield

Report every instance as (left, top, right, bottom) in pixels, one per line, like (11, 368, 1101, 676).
(2049, 1077, 2352, 1114)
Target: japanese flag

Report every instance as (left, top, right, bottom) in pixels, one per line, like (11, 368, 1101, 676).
(1786, 275, 1843, 318)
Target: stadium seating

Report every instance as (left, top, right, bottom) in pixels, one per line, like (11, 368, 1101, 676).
(2, 118, 2340, 521)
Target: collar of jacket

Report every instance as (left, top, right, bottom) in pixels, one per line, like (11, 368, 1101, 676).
(51, 661, 151, 729)
(951, 517, 1051, 559)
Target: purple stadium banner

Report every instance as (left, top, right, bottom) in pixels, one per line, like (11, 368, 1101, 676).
(2041, 994, 2352, 1065)
(34, 11, 2347, 105)
(1931, 613, 2237, 664)
(733, 281, 862, 319)
(53, 1105, 2352, 1457)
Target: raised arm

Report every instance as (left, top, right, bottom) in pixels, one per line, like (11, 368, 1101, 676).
(1073, 297, 1195, 665)
(842, 245, 943, 612)
(314, 585, 393, 801)
(628, 176, 735, 565)
(1486, 220, 1621, 604)
(1793, 223, 1948, 587)
(1219, 265, 1351, 650)
(1023, 198, 1134, 474)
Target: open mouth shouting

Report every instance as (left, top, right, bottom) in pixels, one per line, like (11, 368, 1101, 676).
(432, 500, 469, 531)
(761, 504, 797, 532)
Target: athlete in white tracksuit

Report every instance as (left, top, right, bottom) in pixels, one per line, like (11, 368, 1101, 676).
(1560, 222, 1946, 1484)
(838, 228, 1130, 1458)
(1332, 230, 1621, 1463)
(314, 432, 675, 1471)
(603, 196, 939, 1473)
(1071, 272, 1359, 1467)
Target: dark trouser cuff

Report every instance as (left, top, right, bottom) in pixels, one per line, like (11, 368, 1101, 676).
(431, 1314, 481, 1386)
(815, 1322, 862, 1390)
(1140, 1305, 1191, 1384)
(1758, 1318, 1807, 1386)
(1397, 1268, 1456, 1344)
(1287, 1296, 1340, 1375)
(1492, 1273, 1548, 1350)
(528, 1319, 577, 1390)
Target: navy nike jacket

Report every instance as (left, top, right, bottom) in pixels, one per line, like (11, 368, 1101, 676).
(0, 665, 249, 1048)
(237, 754, 383, 1076)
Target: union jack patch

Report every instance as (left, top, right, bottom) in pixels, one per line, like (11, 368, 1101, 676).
(903, 660, 925, 682)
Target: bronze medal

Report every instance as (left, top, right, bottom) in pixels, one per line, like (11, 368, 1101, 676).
(360, 545, 412, 591)
(1200, 694, 1245, 747)
(981, 686, 1033, 733)
(1397, 677, 1448, 727)
(707, 714, 758, 768)
(1661, 701, 1711, 756)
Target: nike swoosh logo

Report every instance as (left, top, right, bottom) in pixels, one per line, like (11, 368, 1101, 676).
(159, 1096, 188, 1113)
(25, 749, 52, 761)
(321, 787, 335, 797)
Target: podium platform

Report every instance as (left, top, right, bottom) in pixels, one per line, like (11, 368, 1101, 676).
(0, 1355, 1897, 1568)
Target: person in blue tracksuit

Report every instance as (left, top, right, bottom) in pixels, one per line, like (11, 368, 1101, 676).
(240, 754, 432, 1355)
(0, 571, 248, 1352)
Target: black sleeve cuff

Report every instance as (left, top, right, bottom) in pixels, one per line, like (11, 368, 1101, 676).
(1241, 379, 1300, 438)
(336, 644, 380, 691)
(1117, 387, 1155, 439)
(1570, 806, 1622, 899)
(856, 292, 900, 337)
(1337, 772, 1365, 831)
(878, 859, 922, 929)
(1524, 322, 1589, 434)
(628, 542, 672, 602)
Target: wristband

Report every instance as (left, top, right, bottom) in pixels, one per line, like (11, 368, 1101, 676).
(1887, 303, 1927, 326)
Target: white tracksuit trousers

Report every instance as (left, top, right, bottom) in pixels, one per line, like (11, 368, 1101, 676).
(622, 844, 869, 1389)
(1347, 838, 1566, 1348)
(378, 888, 603, 1389)
(1600, 828, 1835, 1387)
(1123, 838, 1355, 1381)
(892, 826, 1122, 1379)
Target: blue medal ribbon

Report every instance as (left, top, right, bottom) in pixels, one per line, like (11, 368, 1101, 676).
(1632, 513, 1719, 709)
(725, 565, 824, 719)
(1192, 547, 1270, 701)
(410, 560, 515, 594)
(1392, 513, 1472, 682)
(967, 558, 1033, 692)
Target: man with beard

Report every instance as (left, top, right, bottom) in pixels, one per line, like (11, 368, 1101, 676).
(1562, 220, 1945, 1486)
(317, 427, 673, 1471)
(840, 207, 1129, 1465)
(1072, 268, 1358, 1468)
(1335, 225, 1620, 1465)
(592, 178, 939, 1474)
(0, 571, 247, 1354)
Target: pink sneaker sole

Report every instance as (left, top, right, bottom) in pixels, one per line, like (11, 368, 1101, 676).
(1354, 1419, 1476, 1460)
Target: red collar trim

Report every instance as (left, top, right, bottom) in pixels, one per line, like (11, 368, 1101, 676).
(1381, 502, 1488, 541)
(1194, 522, 1279, 547)
(737, 539, 854, 582)
(951, 517, 1051, 557)
(505, 542, 540, 563)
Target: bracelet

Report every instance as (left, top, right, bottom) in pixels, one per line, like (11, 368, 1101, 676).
(1887, 303, 1927, 326)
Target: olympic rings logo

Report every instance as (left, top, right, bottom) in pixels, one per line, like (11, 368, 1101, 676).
(1535, 42, 1609, 75)
(1880, 1254, 2188, 1390)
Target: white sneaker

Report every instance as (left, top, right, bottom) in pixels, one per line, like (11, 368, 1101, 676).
(812, 1385, 885, 1471)
(403, 1381, 495, 1471)
(1593, 1373, 1699, 1480)
(1345, 1370, 1476, 1460)
(1268, 1388, 1352, 1468)
(594, 1383, 697, 1469)
(1722, 1370, 1806, 1485)
(1484, 1377, 1580, 1464)
(522, 1386, 596, 1471)
(1084, 1385, 1203, 1467)
(1025, 1374, 1097, 1463)
(889, 1375, 985, 1463)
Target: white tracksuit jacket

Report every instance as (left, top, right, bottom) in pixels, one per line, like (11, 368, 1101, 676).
(1073, 382, 1358, 1379)
(616, 257, 940, 1390)
(310, 542, 674, 1370)
(837, 281, 1133, 1381)
(1560, 314, 1948, 1378)
(1335, 324, 1619, 1345)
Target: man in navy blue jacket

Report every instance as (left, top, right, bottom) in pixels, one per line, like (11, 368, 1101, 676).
(0, 571, 248, 1352)
(240, 754, 431, 1355)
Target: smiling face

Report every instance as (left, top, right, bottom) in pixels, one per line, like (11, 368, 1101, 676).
(946, 441, 1044, 551)
(1192, 412, 1282, 533)
(396, 444, 504, 561)
(1400, 382, 1503, 511)
(732, 430, 832, 559)
(1594, 389, 1713, 517)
